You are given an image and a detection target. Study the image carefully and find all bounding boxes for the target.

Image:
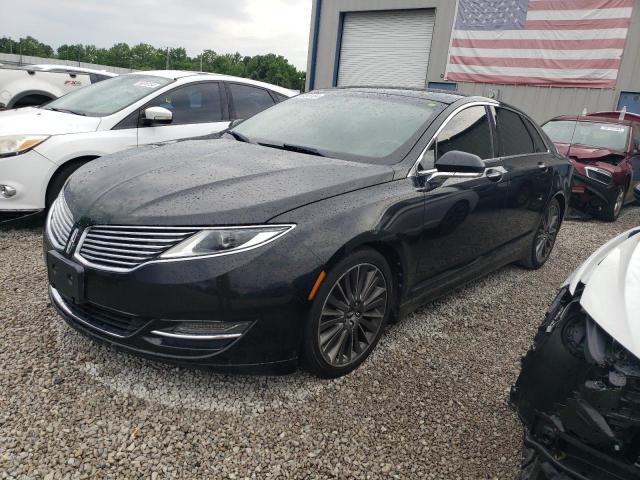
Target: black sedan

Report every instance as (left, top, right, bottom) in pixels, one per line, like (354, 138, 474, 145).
(45, 88, 571, 377)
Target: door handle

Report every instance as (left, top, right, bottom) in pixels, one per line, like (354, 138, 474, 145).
(486, 168, 504, 182)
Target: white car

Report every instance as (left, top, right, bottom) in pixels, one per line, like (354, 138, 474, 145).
(0, 64, 116, 109)
(0, 71, 296, 214)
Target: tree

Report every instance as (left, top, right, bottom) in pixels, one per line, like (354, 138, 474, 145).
(0, 35, 306, 90)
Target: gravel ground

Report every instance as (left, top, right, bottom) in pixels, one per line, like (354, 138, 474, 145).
(1, 206, 639, 479)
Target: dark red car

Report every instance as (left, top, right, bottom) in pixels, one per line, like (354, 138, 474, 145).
(542, 111, 640, 221)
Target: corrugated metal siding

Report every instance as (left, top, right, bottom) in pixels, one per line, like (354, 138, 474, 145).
(308, 0, 640, 123)
(337, 10, 435, 88)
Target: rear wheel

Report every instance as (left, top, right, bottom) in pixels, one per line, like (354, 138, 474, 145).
(303, 249, 392, 378)
(602, 185, 626, 222)
(518, 198, 561, 270)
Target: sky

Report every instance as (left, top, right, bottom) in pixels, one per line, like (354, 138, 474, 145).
(0, 0, 313, 70)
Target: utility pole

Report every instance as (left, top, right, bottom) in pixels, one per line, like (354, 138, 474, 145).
(200, 53, 203, 72)
(165, 47, 170, 69)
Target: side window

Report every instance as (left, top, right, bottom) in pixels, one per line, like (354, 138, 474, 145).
(436, 106, 493, 160)
(145, 82, 223, 125)
(522, 117, 548, 153)
(419, 106, 493, 171)
(228, 83, 275, 119)
(496, 108, 535, 156)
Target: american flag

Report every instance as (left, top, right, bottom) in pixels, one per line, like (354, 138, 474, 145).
(444, 0, 634, 87)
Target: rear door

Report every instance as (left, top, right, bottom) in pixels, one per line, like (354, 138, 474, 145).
(414, 104, 510, 285)
(137, 81, 229, 145)
(493, 107, 554, 241)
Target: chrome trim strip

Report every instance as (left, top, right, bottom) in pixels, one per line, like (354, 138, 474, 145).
(149, 330, 242, 341)
(408, 101, 499, 178)
(49, 286, 126, 339)
(74, 224, 297, 274)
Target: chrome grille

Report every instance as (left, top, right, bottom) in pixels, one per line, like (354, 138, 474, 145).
(47, 195, 74, 250)
(77, 226, 198, 271)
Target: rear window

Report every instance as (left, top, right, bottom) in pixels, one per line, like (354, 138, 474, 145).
(543, 120, 630, 152)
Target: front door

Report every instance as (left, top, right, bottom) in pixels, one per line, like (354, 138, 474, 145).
(137, 82, 230, 145)
(413, 105, 509, 288)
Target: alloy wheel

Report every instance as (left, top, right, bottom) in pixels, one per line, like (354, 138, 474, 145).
(318, 263, 388, 367)
(534, 202, 560, 264)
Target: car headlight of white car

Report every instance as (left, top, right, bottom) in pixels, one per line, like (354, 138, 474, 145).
(0, 134, 50, 158)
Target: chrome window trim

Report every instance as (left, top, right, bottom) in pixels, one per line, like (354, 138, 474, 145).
(73, 224, 297, 273)
(407, 100, 499, 178)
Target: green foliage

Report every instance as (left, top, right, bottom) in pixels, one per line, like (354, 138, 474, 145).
(0, 36, 305, 90)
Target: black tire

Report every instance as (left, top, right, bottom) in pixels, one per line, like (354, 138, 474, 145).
(602, 184, 626, 222)
(518, 198, 562, 270)
(45, 160, 89, 209)
(302, 248, 393, 378)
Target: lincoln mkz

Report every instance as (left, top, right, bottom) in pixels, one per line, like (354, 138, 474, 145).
(45, 88, 571, 377)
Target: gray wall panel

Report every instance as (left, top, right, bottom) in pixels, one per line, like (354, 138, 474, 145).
(307, 0, 640, 123)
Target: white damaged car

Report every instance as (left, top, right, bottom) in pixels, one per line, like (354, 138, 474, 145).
(0, 70, 296, 216)
(511, 227, 640, 479)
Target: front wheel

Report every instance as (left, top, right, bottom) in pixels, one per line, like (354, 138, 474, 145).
(601, 185, 626, 222)
(518, 198, 562, 270)
(303, 249, 393, 378)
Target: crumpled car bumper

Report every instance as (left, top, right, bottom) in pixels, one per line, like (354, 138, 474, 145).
(511, 287, 640, 480)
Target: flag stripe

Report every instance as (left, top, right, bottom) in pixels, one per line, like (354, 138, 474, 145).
(527, 0, 634, 10)
(527, 7, 632, 20)
(451, 38, 626, 50)
(525, 18, 631, 29)
(447, 63, 618, 79)
(449, 55, 621, 70)
(449, 47, 623, 60)
(451, 28, 629, 40)
(446, 72, 616, 88)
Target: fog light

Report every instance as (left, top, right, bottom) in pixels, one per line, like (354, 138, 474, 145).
(0, 185, 16, 198)
(151, 321, 251, 340)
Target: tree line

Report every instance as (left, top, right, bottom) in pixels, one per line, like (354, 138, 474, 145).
(0, 36, 305, 91)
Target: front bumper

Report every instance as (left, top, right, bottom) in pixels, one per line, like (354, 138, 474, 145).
(569, 172, 618, 210)
(0, 149, 56, 211)
(511, 287, 640, 479)
(45, 229, 323, 373)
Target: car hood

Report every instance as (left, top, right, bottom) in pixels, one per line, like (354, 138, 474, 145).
(566, 228, 640, 359)
(65, 138, 395, 225)
(554, 143, 626, 165)
(0, 107, 101, 136)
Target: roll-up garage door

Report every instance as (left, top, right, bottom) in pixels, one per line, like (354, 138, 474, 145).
(337, 9, 435, 88)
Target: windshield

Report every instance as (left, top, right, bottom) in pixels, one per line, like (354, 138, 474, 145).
(231, 91, 444, 163)
(44, 74, 173, 117)
(543, 120, 629, 152)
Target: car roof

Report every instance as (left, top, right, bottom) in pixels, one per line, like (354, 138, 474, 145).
(549, 112, 639, 127)
(312, 86, 483, 105)
(30, 64, 118, 76)
(130, 70, 298, 96)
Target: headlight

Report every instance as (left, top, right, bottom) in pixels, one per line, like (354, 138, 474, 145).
(159, 225, 295, 259)
(584, 166, 613, 185)
(0, 134, 49, 158)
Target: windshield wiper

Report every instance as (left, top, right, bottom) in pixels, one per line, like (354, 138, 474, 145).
(45, 107, 87, 116)
(228, 131, 252, 143)
(258, 142, 326, 157)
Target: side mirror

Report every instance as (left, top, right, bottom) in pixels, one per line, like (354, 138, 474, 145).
(143, 106, 173, 125)
(229, 118, 245, 128)
(435, 150, 485, 174)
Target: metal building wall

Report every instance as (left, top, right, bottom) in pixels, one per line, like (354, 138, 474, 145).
(306, 0, 640, 122)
